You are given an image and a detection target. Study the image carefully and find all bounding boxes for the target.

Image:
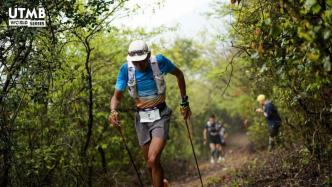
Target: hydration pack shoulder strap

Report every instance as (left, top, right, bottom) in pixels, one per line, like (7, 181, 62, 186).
(127, 61, 137, 98)
(126, 56, 166, 99)
(150, 56, 166, 95)
(150, 56, 161, 75)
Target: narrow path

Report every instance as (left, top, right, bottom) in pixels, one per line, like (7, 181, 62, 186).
(171, 133, 253, 187)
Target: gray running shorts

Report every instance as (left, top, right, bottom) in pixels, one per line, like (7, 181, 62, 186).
(135, 106, 172, 146)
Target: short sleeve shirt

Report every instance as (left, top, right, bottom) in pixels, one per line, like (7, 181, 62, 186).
(114, 54, 176, 108)
(115, 54, 176, 97)
(263, 101, 281, 127)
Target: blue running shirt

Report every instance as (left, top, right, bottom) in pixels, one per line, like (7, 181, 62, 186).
(115, 54, 176, 108)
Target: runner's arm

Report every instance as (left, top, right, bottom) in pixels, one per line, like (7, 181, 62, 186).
(110, 89, 123, 111)
(203, 128, 207, 141)
(170, 67, 187, 98)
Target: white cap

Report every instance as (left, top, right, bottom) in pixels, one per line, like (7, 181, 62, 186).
(127, 40, 150, 62)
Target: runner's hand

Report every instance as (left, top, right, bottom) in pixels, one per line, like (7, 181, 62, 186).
(180, 96, 191, 120)
(180, 105, 191, 120)
(203, 139, 207, 145)
(256, 108, 263, 113)
(108, 110, 120, 127)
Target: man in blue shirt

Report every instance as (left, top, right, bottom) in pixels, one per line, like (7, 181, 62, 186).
(108, 40, 191, 187)
(256, 94, 281, 151)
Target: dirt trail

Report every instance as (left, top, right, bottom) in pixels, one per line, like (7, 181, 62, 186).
(171, 133, 253, 187)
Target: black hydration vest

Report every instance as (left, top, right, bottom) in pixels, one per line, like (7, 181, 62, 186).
(206, 122, 221, 136)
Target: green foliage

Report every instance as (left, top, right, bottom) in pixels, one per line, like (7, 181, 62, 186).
(246, 120, 269, 150)
(227, 148, 331, 186)
(1, 0, 212, 184)
(1, 0, 331, 186)
(0, 0, 164, 185)
(204, 175, 222, 187)
(210, 0, 332, 157)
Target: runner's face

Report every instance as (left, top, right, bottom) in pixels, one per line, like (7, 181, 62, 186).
(132, 59, 148, 71)
(209, 117, 216, 124)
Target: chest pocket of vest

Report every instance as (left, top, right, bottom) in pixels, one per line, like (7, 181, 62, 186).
(150, 57, 165, 95)
(154, 74, 165, 95)
(127, 65, 137, 98)
(127, 56, 166, 98)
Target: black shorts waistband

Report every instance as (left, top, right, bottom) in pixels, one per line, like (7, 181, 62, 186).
(137, 102, 166, 112)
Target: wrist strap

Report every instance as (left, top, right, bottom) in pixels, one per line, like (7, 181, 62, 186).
(180, 96, 189, 107)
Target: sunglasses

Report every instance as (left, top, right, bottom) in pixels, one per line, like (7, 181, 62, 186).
(128, 50, 148, 57)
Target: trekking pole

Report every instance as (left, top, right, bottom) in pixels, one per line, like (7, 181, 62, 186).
(115, 126, 144, 187)
(184, 118, 204, 187)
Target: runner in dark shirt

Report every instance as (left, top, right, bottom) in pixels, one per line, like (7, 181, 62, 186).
(256, 94, 281, 150)
(203, 114, 224, 163)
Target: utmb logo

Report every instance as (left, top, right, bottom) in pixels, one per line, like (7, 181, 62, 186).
(8, 7, 46, 27)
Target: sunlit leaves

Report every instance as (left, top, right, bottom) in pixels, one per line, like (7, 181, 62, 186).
(211, 0, 332, 155)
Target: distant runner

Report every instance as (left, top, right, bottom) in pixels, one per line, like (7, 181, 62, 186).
(203, 114, 224, 164)
(256, 94, 281, 151)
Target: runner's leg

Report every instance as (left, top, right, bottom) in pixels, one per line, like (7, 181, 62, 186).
(147, 137, 167, 187)
(209, 143, 216, 163)
(216, 144, 221, 158)
(141, 143, 152, 182)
